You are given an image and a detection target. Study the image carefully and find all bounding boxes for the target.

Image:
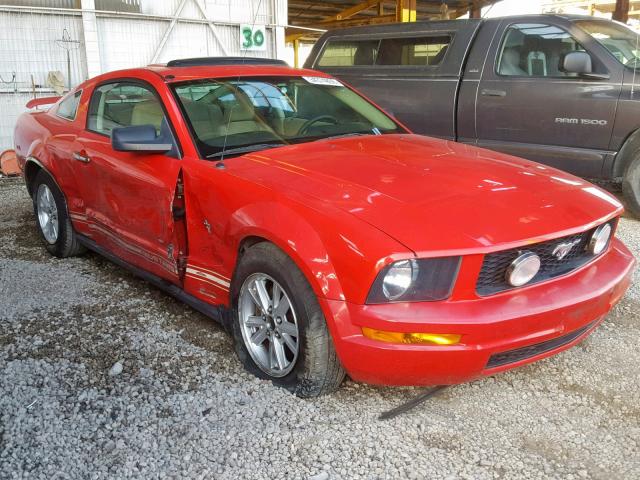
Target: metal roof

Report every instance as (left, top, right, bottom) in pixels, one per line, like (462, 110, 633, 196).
(288, 0, 502, 28)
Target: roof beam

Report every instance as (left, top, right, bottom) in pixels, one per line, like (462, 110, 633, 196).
(323, 0, 381, 21)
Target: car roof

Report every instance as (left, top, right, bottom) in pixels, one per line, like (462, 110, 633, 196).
(147, 63, 329, 83)
(78, 60, 331, 89)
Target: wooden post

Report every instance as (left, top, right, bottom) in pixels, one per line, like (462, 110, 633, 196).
(613, 0, 630, 23)
(470, 0, 482, 19)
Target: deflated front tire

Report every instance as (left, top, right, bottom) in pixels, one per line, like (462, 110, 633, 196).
(230, 242, 345, 397)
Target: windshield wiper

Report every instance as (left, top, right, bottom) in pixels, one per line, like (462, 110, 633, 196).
(320, 132, 370, 141)
(206, 142, 286, 159)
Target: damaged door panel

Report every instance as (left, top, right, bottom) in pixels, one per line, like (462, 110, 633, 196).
(73, 79, 184, 284)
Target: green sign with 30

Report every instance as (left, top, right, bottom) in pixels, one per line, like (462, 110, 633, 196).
(240, 24, 266, 51)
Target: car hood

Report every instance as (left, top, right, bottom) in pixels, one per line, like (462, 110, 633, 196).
(232, 134, 622, 255)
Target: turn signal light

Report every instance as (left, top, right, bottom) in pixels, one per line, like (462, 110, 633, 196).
(362, 327, 461, 345)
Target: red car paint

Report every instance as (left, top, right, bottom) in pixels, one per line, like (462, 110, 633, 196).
(13, 64, 635, 386)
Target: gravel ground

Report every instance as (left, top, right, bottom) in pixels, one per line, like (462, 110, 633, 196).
(0, 176, 639, 480)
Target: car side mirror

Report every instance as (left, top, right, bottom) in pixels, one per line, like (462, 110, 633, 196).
(111, 125, 173, 153)
(563, 51, 610, 80)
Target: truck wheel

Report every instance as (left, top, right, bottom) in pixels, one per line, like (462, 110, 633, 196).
(32, 170, 85, 258)
(231, 242, 345, 397)
(623, 156, 640, 218)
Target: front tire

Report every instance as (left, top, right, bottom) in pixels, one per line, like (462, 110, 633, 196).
(32, 170, 85, 258)
(622, 155, 640, 218)
(231, 242, 345, 397)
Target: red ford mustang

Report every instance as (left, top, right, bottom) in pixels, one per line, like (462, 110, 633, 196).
(14, 58, 635, 396)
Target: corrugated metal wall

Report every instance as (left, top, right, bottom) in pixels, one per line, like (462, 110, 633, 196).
(0, 0, 284, 150)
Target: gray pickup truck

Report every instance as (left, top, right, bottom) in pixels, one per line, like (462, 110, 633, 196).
(305, 14, 640, 217)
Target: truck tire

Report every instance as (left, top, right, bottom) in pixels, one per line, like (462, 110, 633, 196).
(231, 242, 345, 397)
(622, 155, 640, 218)
(32, 170, 86, 258)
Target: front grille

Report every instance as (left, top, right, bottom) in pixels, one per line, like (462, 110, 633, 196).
(486, 321, 596, 369)
(476, 221, 615, 296)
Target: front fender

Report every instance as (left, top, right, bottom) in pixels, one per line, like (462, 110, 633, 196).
(227, 199, 411, 304)
(229, 201, 345, 301)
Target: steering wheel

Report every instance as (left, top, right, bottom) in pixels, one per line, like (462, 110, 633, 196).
(298, 115, 339, 135)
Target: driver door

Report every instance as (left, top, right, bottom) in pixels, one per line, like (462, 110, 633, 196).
(74, 80, 184, 283)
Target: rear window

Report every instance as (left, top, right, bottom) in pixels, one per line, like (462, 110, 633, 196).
(316, 35, 451, 67)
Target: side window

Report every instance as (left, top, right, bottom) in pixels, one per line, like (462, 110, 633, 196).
(497, 23, 586, 77)
(317, 40, 379, 67)
(377, 36, 451, 66)
(56, 90, 82, 120)
(87, 82, 166, 136)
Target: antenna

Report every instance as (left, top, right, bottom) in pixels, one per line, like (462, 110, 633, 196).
(219, 0, 264, 163)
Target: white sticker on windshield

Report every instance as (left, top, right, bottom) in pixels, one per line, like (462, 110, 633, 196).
(302, 76, 343, 87)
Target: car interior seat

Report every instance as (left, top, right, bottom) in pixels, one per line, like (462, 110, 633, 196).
(353, 43, 377, 65)
(130, 100, 165, 133)
(499, 47, 527, 75)
(222, 101, 269, 136)
(523, 35, 547, 76)
(183, 101, 224, 141)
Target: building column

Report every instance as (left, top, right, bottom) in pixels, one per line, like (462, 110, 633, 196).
(396, 0, 416, 22)
(274, 0, 287, 61)
(80, 0, 102, 78)
(613, 0, 630, 23)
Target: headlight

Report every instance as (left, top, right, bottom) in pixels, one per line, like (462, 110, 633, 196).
(382, 259, 416, 300)
(505, 251, 541, 287)
(589, 223, 612, 255)
(366, 257, 461, 304)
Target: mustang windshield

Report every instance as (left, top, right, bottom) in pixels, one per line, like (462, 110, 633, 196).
(575, 19, 640, 67)
(172, 76, 403, 158)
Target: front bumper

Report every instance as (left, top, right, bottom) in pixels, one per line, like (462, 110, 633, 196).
(321, 238, 635, 386)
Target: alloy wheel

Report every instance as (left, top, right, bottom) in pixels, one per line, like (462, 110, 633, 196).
(238, 273, 300, 377)
(36, 184, 59, 244)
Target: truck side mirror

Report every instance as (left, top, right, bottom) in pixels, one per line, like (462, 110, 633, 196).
(563, 51, 592, 74)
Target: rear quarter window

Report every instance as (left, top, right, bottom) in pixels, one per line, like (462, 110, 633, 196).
(55, 90, 82, 121)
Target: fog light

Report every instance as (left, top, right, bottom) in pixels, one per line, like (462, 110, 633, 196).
(589, 223, 612, 255)
(506, 251, 541, 287)
(362, 327, 461, 345)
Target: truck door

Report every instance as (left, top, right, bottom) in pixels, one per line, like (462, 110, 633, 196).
(474, 18, 622, 178)
(74, 80, 185, 284)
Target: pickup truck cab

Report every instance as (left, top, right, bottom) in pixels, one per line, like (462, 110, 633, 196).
(306, 14, 640, 217)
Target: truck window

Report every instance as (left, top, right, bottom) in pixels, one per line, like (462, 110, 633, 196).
(574, 20, 640, 67)
(497, 23, 585, 77)
(377, 36, 451, 66)
(317, 35, 451, 68)
(317, 40, 379, 67)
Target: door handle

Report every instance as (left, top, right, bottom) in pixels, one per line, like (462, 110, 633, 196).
(481, 89, 507, 97)
(72, 151, 91, 163)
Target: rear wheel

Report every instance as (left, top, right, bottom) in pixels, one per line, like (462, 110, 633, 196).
(231, 242, 345, 397)
(623, 155, 640, 218)
(32, 170, 85, 258)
